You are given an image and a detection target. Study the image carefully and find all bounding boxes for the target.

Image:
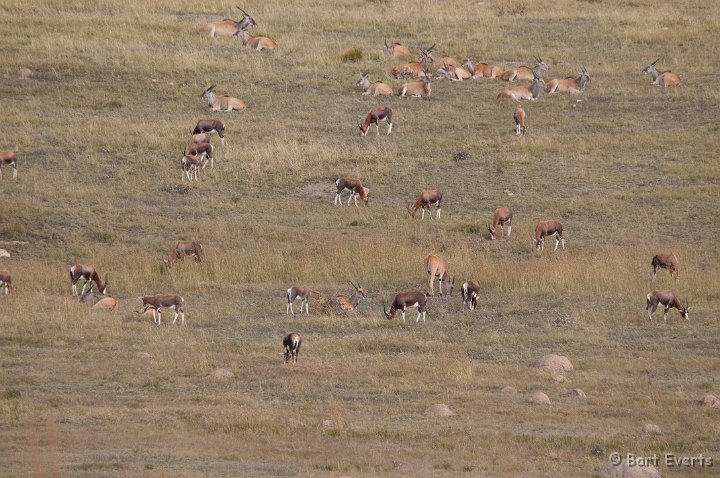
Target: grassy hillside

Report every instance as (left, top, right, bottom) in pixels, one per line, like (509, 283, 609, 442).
(1, 0, 719, 476)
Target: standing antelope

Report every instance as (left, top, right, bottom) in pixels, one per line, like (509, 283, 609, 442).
(0, 150, 17, 180)
(165, 241, 203, 269)
(358, 106, 393, 136)
(69, 264, 107, 297)
(398, 74, 431, 98)
(646, 290, 689, 322)
(0, 270, 12, 294)
(283, 332, 302, 364)
(461, 280, 481, 311)
(384, 40, 412, 57)
(545, 67, 591, 93)
(407, 189, 442, 220)
(79, 289, 119, 310)
(355, 72, 393, 97)
(514, 108, 526, 136)
(488, 207, 513, 239)
(497, 75, 545, 101)
(335, 281, 367, 313)
(462, 57, 504, 79)
(651, 253, 679, 280)
(383, 290, 428, 323)
(181, 152, 200, 181)
(533, 220, 564, 252)
(286, 286, 321, 316)
(237, 30, 277, 51)
(193, 119, 226, 144)
(200, 85, 246, 112)
(138, 294, 185, 325)
(425, 254, 454, 296)
(643, 58, 682, 87)
(185, 142, 215, 169)
(392, 51, 433, 78)
(334, 177, 369, 207)
(500, 57, 548, 82)
(198, 6, 257, 37)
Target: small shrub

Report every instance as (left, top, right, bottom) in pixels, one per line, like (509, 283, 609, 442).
(163, 183, 190, 194)
(341, 48, 363, 63)
(453, 150, 469, 161)
(3, 389, 21, 399)
(497, 3, 527, 16)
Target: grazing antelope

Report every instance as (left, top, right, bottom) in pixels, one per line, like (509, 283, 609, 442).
(392, 50, 433, 78)
(407, 189, 442, 220)
(283, 332, 302, 364)
(425, 254, 454, 296)
(461, 280, 481, 311)
(500, 57, 548, 82)
(181, 153, 200, 181)
(488, 207, 513, 239)
(200, 85, 246, 112)
(358, 105, 393, 136)
(185, 142, 215, 169)
(497, 74, 545, 101)
(335, 281, 367, 313)
(383, 290, 428, 323)
(646, 290, 688, 322)
(138, 294, 185, 325)
(237, 30, 277, 51)
(533, 220, 564, 252)
(286, 286, 321, 316)
(69, 264, 107, 297)
(514, 108, 526, 135)
(545, 67, 591, 93)
(0, 270, 12, 294)
(334, 177, 369, 207)
(165, 241, 203, 269)
(651, 253, 679, 280)
(79, 289, 119, 310)
(462, 57, 504, 79)
(643, 58, 682, 87)
(198, 6, 257, 37)
(189, 132, 210, 145)
(398, 74, 431, 98)
(355, 72, 393, 97)
(193, 119, 225, 144)
(384, 40, 412, 57)
(0, 150, 17, 180)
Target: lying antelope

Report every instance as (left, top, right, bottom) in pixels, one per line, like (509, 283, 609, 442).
(421, 44, 461, 70)
(384, 40, 412, 57)
(497, 74, 545, 101)
(646, 290, 688, 322)
(488, 207, 513, 239)
(398, 74, 431, 98)
(181, 152, 200, 181)
(643, 58, 681, 87)
(408, 189, 442, 220)
(69, 264, 107, 297)
(383, 290, 428, 323)
(165, 241, 203, 269)
(138, 294, 185, 325)
(358, 105, 393, 136)
(425, 254, 454, 296)
(335, 281, 367, 313)
(651, 253, 679, 280)
(286, 286, 321, 316)
(193, 119, 225, 144)
(392, 51, 433, 78)
(435, 61, 471, 81)
(462, 57, 504, 79)
(500, 57, 548, 82)
(334, 177, 369, 207)
(200, 85, 246, 112)
(0, 270, 12, 294)
(355, 72, 393, 97)
(237, 30, 277, 51)
(514, 108, 526, 136)
(198, 6, 256, 37)
(461, 280, 480, 311)
(0, 150, 17, 180)
(545, 67, 591, 93)
(533, 220, 565, 252)
(185, 142, 214, 169)
(79, 289, 119, 310)
(283, 332, 301, 364)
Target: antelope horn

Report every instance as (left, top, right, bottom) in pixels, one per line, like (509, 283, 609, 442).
(236, 6, 250, 16)
(349, 281, 358, 290)
(384, 39, 389, 48)
(651, 58, 660, 66)
(426, 43, 436, 52)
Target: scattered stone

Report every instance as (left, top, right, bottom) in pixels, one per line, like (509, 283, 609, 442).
(163, 183, 190, 195)
(600, 461, 661, 478)
(0, 249, 9, 258)
(570, 388, 587, 399)
(501, 386, 518, 395)
(697, 394, 720, 408)
(531, 354, 574, 373)
(207, 368, 234, 380)
(643, 423, 662, 435)
(452, 150, 469, 161)
(527, 391, 550, 405)
(551, 375, 566, 383)
(135, 352, 152, 360)
(16, 68, 33, 80)
(425, 403, 455, 417)
(589, 444, 604, 456)
(322, 419, 337, 429)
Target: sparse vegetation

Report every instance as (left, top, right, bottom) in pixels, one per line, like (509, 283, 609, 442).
(1, 0, 719, 476)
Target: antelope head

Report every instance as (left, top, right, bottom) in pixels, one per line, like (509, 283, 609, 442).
(236, 6, 257, 30)
(200, 85, 216, 99)
(682, 299, 690, 319)
(350, 281, 367, 298)
(382, 303, 392, 320)
(487, 222, 495, 239)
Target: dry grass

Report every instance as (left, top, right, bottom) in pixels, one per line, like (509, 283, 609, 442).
(1, 0, 719, 476)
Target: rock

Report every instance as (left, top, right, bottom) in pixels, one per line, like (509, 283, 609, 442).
(0, 249, 9, 258)
(570, 389, 587, 399)
(551, 375, 566, 383)
(207, 368, 234, 380)
(697, 394, 720, 408)
(527, 391, 550, 405)
(643, 423, 662, 435)
(600, 461, 661, 478)
(135, 352, 152, 360)
(531, 354, 574, 373)
(501, 386, 518, 395)
(322, 419, 337, 429)
(16, 68, 33, 80)
(425, 403, 455, 417)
